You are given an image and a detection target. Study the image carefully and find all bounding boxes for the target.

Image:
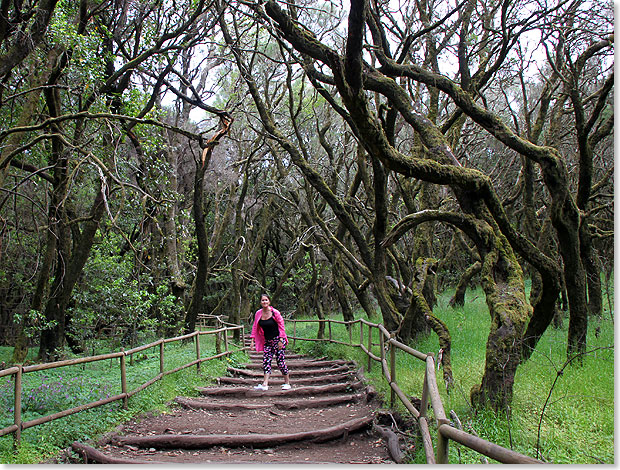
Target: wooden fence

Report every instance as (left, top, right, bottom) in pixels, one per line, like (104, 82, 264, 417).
(288, 317, 543, 464)
(0, 316, 244, 446)
(1, 314, 543, 463)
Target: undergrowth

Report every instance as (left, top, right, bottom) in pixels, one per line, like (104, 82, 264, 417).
(291, 288, 614, 464)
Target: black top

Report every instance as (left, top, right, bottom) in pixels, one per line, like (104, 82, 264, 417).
(258, 317, 279, 341)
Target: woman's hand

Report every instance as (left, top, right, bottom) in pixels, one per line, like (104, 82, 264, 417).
(277, 339, 285, 350)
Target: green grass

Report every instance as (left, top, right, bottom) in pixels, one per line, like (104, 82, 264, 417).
(0, 335, 248, 464)
(291, 288, 614, 464)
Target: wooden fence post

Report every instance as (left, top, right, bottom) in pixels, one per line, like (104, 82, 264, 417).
(223, 327, 229, 354)
(14, 364, 22, 448)
(379, 331, 385, 375)
(293, 321, 297, 349)
(348, 322, 353, 345)
(437, 429, 449, 464)
(390, 339, 396, 408)
(367, 325, 372, 372)
(215, 330, 222, 355)
(120, 350, 128, 410)
(195, 333, 201, 372)
(359, 321, 363, 348)
(328, 321, 332, 342)
(420, 367, 429, 418)
(159, 341, 164, 374)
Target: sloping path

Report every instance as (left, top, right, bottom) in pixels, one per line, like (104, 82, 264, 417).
(70, 339, 400, 464)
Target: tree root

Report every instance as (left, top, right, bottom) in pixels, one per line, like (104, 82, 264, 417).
(113, 415, 374, 449)
(218, 371, 353, 386)
(174, 397, 272, 410)
(197, 381, 364, 397)
(71, 442, 161, 464)
(227, 364, 351, 377)
(240, 359, 351, 369)
(176, 393, 365, 411)
(372, 423, 405, 463)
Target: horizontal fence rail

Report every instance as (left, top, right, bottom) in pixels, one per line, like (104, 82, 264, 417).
(0, 317, 244, 446)
(288, 317, 543, 464)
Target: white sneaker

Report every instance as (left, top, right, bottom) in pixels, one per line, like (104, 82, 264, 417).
(254, 384, 268, 391)
(281, 384, 291, 390)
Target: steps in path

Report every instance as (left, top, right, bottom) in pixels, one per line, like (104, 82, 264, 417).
(70, 339, 398, 464)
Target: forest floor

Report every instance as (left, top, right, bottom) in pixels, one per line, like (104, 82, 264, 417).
(61, 341, 405, 464)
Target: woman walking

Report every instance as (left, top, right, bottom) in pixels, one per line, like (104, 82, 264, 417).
(250, 294, 292, 390)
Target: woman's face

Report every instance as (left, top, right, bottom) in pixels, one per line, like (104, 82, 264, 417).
(260, 296, 270, 308)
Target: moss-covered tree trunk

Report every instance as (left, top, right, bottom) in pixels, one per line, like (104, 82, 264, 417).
(470, 234, 530, 410)
(580, 223, 603, 317)
(333, 257, 354, 322)
(557, 224, 588, 357)
(412, 287, 453, 388)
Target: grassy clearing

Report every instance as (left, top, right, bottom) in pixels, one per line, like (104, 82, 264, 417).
(0, 335, 248, 464)
(291, 288, 614, 464)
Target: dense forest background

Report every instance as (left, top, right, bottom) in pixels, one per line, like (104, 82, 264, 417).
(0, 0, 613, 411)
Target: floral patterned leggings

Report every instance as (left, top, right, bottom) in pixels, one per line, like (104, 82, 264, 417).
(262, 337, 289, 375)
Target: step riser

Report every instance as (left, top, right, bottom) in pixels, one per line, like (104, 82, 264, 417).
(113, 416, 374, 450)
(241, 360, 350, 370)
(218, 372, 353, 386)
(227, 365, 351, 377)
(176, 394, 364, 411)
(198, 381, 364, 398)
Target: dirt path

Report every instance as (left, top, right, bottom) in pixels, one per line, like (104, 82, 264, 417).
(69, 340, 401, 464)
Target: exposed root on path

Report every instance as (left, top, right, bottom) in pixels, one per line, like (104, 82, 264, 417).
(197, 381, 364, 397)
(373, 423, 405, 463)
(71, 442, 161, 464)
(112, 415, 374, 449)
(176, 393, 366, 411)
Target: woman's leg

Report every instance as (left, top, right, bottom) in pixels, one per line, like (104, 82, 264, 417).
(274, 344, 290, 385)
(262, 340, 276, 386)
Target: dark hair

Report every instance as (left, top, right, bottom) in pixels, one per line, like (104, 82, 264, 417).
(260, 293, 270, 301)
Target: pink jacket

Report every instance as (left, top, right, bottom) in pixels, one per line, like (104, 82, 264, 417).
(251, 307, 288, 352)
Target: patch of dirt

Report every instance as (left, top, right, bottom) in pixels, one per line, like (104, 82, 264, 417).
(115, 402, 373, 436)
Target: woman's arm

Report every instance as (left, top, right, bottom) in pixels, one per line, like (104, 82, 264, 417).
(250, 311, 261, 351)
(272, 308, 288, 343)
(250, 311, 260, 338)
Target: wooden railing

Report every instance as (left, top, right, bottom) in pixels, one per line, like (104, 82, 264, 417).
(0, 318, 244, 446)
(288, 318, 543, 464)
